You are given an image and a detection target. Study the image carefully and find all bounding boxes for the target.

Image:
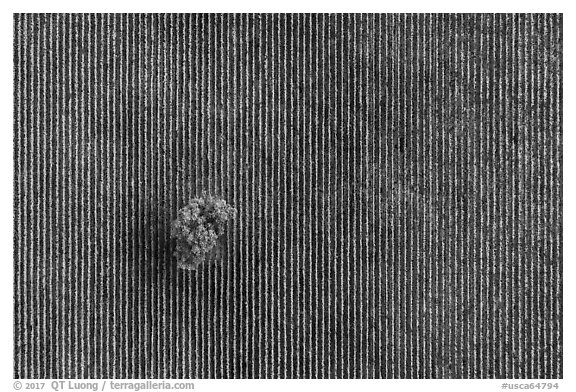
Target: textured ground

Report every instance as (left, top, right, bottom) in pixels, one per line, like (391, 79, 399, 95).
(14, 13, 562, 378)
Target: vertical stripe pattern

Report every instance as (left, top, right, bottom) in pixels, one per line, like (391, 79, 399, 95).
(13, 13, 562, 379)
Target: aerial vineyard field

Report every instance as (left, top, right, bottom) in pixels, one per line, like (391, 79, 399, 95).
(13, 13, 562, 379)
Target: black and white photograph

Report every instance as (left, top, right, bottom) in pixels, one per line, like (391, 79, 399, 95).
(7, 5, 570, 389)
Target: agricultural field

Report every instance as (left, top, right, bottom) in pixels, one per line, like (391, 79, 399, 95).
(13, 13, 562, 378)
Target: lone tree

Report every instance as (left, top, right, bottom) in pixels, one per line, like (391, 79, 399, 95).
(171, 195, 237, 270)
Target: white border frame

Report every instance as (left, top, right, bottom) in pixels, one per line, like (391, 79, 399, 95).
(1, 3, 571, 391)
